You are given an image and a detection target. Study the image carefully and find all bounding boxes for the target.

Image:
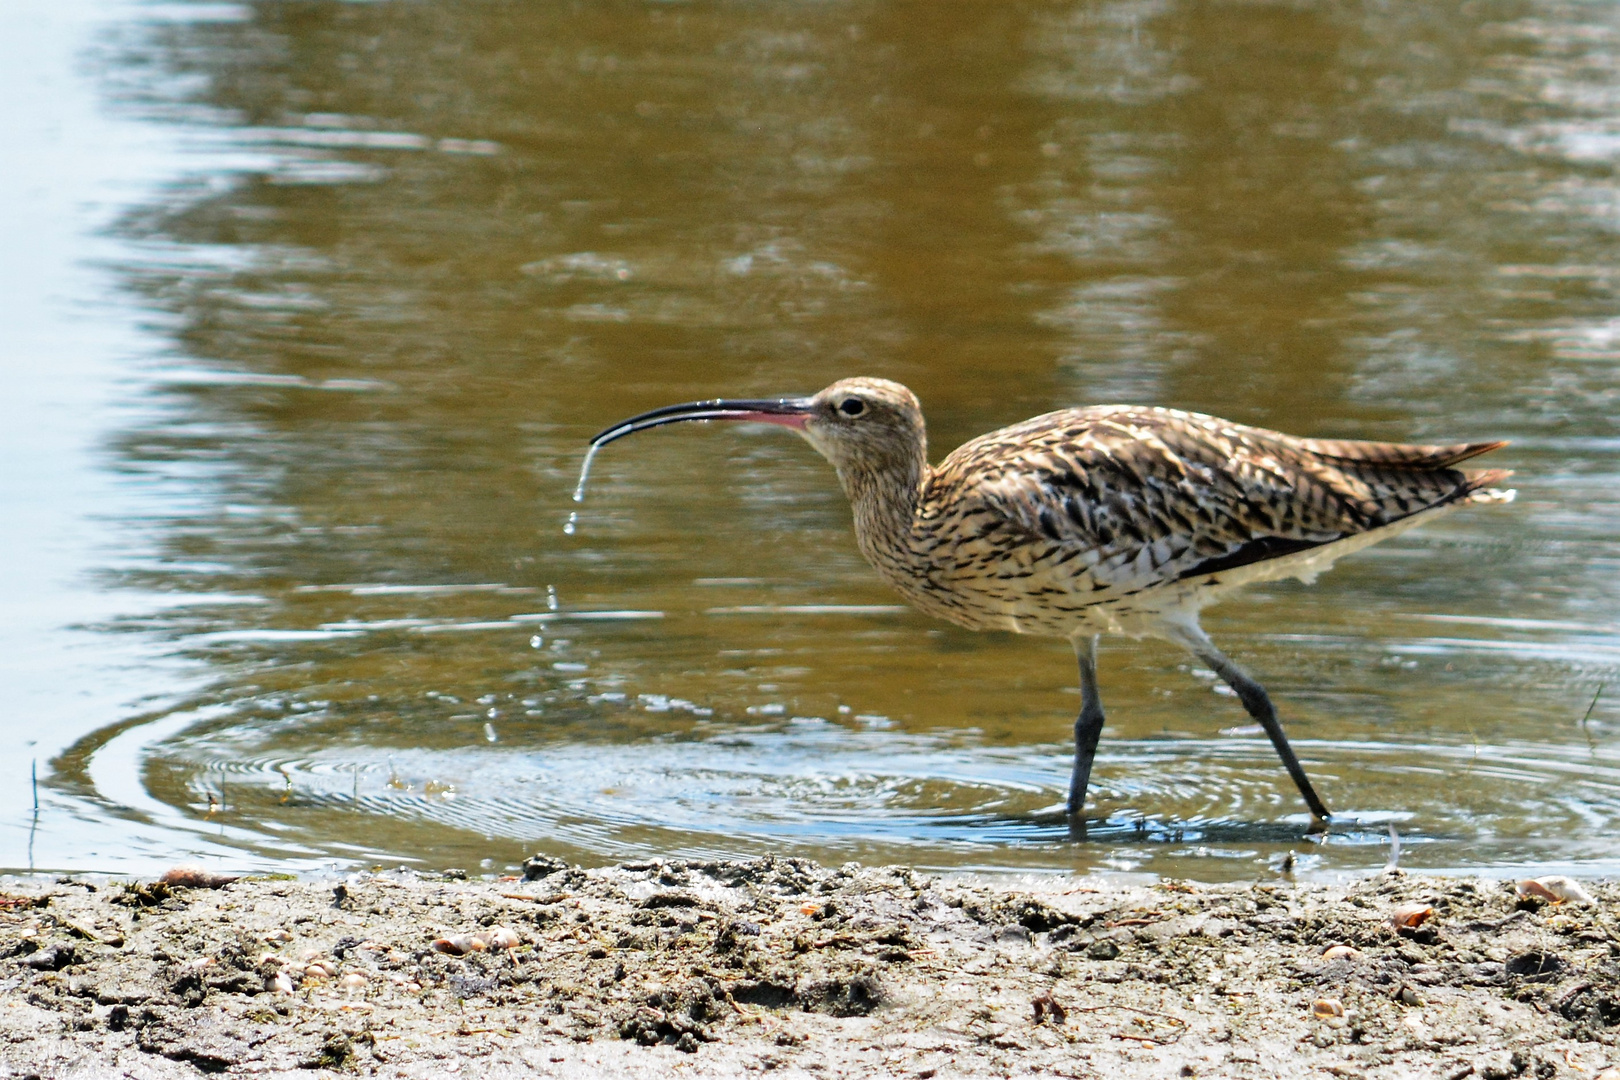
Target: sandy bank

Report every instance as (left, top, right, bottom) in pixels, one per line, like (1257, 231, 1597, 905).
(1, 858, 1617, 1078)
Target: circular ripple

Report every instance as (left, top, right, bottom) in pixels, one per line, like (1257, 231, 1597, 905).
(129, 709, 1620, 878)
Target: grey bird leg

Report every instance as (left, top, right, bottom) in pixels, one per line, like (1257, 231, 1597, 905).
(1066, 634, 1106, 821)
(1167, 622, 1331, 822)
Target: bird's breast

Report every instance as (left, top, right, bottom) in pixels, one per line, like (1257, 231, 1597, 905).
(850, 505, 1103, 635)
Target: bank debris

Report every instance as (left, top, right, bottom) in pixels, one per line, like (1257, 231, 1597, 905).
(0, 857, 1617, 1078)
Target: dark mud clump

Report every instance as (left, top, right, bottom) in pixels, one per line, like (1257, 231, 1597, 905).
(1, 862, 1618, 1077)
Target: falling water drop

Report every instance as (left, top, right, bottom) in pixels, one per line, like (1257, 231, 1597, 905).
(547, 585, 559, 611)
(573, 443, 601, 503)
(562, 445, 602, 534)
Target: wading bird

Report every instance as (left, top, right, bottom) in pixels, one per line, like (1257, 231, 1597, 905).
(588, 378, 1513, 823)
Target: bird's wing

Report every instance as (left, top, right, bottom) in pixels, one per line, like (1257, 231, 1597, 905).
(931, 406, 1506, 589)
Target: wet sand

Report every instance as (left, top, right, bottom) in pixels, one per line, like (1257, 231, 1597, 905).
(1, 858, 1616, 1078)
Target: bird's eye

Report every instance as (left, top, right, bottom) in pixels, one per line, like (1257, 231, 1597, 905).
(838, 397, 866, 417)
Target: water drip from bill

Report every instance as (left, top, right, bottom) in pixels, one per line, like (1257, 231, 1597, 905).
(572, 443, 601, 503)
(563, 443, 602, 535)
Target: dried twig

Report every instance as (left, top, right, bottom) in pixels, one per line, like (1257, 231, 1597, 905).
(1105, 915, 1163, 927)
(498, 892, 568, 904)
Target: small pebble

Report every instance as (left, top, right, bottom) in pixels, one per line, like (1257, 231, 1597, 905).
(1321, 945, 1362, 961)
(159, 866, 240, 890)
(1312, 997, 1345, 1019)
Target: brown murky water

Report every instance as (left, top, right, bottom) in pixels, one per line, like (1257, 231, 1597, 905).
(9, 0, 1620, 879)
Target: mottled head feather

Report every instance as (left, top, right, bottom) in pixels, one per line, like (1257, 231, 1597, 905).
(799, 377, 928, 481)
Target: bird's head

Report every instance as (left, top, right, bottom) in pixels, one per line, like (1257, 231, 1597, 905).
(590, 376, 927, 481)
(796, 377, 926, 476)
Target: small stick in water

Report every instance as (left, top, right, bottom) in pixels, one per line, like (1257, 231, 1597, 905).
(1579, 683, 1603, 756)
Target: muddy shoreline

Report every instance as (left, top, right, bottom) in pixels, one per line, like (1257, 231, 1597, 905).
(2, 858, 1617, 1078)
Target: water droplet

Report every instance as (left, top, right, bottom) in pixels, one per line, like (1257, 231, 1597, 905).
(546, 585, 559, 611)
(572, 443, 601, 503)
(483, 723, 498, 743)
(563, 511, 577, 535)
(529, 634, 544, 649)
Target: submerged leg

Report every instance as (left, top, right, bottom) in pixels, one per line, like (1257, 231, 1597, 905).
(1166, 622, 1331, 822)
(1067, 634, 1106, 819)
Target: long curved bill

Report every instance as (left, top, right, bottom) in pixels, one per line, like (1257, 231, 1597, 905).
(590, 396, 816, 448)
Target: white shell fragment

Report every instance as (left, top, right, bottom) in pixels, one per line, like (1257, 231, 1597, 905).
(433, 927, 521, 954)
(478, 927, 521, 950)
(1516, 876, 1596, 907)
(432, 934, 485, 955)
(1321, 944, 1363, 961)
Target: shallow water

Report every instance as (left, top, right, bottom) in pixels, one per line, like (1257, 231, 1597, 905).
(7, 0, 1620, 880)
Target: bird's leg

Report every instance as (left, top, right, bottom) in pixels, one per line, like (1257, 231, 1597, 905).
(1167, 622, 1331, 822)
(1067, 634, 1106, 820)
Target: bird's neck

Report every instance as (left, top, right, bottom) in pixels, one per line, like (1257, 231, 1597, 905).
(837, 457, 927, 569)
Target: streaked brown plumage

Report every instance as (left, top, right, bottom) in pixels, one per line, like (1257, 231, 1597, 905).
(590, 377, 1514, 823)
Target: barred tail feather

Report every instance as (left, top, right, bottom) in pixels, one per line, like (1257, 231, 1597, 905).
(1301, 438, 1509, 471)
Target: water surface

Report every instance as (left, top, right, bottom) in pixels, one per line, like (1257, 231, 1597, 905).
(8, 0, 1620, 880)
